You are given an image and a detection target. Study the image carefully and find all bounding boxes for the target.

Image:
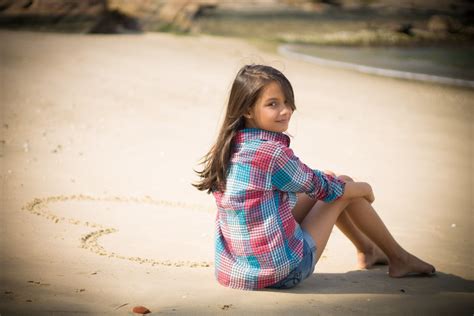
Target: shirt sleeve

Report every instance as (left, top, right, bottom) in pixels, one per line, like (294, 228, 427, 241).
(270, 144, 346, 203)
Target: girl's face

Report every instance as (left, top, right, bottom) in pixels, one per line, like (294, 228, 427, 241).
(244, 81, 293, 133)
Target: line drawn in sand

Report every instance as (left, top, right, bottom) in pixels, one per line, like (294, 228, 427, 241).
(22, 194, 213, 268)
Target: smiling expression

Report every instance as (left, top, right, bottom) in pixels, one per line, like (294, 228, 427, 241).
(244, 81, 294, 133)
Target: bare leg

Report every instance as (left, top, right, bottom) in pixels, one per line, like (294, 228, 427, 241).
(332, 175, 388, 268)
(292, 193, 317, 224)
(340, 198, 435, 277)
(301, 195, 435, 277)
(336, 210, 388, 269)
(293, 193, 387, 269)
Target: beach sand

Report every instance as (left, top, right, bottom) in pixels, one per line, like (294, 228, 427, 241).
(1, 30, 473, 315)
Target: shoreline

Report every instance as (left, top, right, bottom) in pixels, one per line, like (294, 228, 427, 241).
(278, 44, 474, 88)
(3, 27, 472, 88)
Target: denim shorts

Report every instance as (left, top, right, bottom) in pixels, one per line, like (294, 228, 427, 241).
(265, 230, 317, 289)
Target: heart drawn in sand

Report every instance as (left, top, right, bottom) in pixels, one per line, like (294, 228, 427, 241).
(22, 194, 213, 268)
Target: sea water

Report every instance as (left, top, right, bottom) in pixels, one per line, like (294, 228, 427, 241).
(279, 44, 474, 87)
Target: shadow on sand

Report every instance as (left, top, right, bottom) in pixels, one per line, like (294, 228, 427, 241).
(265, 268, 474, 295)
(260, 269, 474, 314)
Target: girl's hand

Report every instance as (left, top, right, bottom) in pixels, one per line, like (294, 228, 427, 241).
(342, 182, 375, 204)
(324, 170, 359, 182)
(323, 170, 336, 176)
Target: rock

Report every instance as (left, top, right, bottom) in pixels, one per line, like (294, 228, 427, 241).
(0, 0, 156, 32)
(89, 9, 142, 33)
(0, 0, 104, 16)
(0, 0, 104, 32)
(386, 22, 413, 35)
(132, 306, 151, 314)
(221, 304, 232, 310)
(427, 14, 462, 33)
(158, 1, 218, 32)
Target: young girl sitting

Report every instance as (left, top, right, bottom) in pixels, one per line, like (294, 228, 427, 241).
(194, 64, 435, 291)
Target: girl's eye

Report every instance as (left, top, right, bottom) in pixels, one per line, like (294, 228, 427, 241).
(269, 102, 277, 107)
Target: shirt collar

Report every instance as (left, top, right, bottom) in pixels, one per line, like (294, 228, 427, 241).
(233, 128, 290, 147)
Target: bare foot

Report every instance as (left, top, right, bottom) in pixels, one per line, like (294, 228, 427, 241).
(357, 246, 389, 269)
(388, 252, 436, 277)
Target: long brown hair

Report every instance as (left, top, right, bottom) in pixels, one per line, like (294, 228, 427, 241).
(193, 64, 296, 193)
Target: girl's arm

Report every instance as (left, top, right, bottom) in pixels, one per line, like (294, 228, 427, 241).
(270, 145, 346, 203)
(270, 143, 374, 204)
(323, 170, 374, 203)
(341, 181, 375, 203)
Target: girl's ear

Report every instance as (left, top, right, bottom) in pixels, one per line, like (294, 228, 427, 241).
(243, 108, 253, 119)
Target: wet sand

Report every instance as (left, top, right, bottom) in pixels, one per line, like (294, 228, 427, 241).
(1, 30, 473, 315)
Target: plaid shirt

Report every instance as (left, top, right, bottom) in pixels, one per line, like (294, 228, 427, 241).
(212, 128, 346, 290)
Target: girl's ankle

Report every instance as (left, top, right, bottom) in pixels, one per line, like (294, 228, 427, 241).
(389, 249, 409, 266)
(356, 242, 374, 255)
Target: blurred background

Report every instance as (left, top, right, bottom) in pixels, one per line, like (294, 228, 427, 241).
(1, 2, 473, 314)
(1, 0, 473, 84)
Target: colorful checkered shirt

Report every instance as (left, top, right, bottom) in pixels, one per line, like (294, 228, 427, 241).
(212, 128, 346, 290)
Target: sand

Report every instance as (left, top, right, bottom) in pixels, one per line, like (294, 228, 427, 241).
(0, 29, 473, 315)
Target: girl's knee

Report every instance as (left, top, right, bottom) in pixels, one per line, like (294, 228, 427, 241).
(337, 174, 354, 182)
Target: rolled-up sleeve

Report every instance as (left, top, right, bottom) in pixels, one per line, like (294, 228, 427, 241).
(270, 145, 346, 203)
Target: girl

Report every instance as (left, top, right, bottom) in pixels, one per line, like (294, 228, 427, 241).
(194, 64, 435, 291)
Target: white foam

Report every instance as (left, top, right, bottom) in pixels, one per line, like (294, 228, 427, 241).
(278, 44, 474, 88)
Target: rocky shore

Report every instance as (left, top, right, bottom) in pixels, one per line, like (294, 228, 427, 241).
(1, 0, 473, 47)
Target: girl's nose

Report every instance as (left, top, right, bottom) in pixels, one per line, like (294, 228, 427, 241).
(281, 104, 292, 115)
